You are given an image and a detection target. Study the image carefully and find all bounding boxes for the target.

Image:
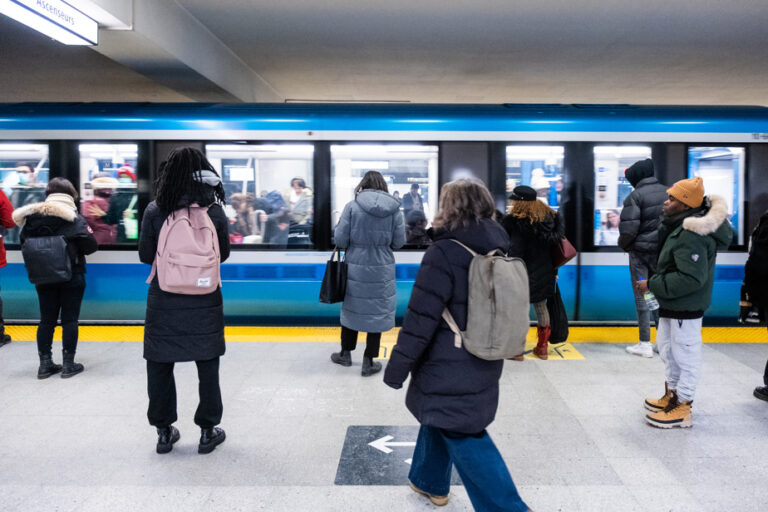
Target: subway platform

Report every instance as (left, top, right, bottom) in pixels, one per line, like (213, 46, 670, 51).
(1, 326, 767, 512)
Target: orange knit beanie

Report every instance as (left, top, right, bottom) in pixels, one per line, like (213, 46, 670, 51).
(667, 176, 704, 208)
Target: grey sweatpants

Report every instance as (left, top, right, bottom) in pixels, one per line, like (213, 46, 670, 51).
(657, 317, 703, 402)
(628, 252, 660, 342)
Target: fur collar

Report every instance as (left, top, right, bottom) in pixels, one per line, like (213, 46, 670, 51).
(12, 198, 77, 227)
(682, 195, 727, 236)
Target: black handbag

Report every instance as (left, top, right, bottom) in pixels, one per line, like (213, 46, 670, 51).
(319, 247, 347, 304)
(547, 283, 569, 343)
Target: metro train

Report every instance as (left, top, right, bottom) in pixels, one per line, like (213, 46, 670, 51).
(1, 103, 767, 324)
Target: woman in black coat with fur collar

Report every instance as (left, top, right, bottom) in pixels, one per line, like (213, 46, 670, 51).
(502, 186, 564, 359)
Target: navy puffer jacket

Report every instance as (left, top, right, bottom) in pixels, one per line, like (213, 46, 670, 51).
(618, 163, 667, 254)
(384, 218, 509, 434)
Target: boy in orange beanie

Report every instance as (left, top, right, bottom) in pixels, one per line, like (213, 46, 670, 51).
(636, 177, 732, 428)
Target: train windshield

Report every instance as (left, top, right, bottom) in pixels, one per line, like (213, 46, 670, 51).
(593, 145, 652, 247)
(0, 143, 49, 244)
(330, 144, 438, 248)
(506, 145, 565, 212)
(79, 143, 139, 246)
(206, 144, 315, 248)
(688, 147, 744, 245)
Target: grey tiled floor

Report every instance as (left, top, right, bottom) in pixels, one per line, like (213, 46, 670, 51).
(1, 340, 767, 511)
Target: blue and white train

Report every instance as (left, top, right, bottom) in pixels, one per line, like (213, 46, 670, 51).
(1, 103, 766, 324)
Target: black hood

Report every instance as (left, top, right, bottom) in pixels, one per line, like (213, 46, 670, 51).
(625, 159, 655, 187)
(430, 218, 509, 254)
(176, 185, 218, 209)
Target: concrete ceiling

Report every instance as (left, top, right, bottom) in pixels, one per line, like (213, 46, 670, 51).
(2, 0, 768, 104)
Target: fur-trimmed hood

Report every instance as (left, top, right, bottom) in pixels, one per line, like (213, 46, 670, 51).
(12, 198, 76, 227)
(682, 195, 730, 239)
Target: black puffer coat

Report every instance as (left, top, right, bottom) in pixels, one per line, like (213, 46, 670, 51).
(384, 219, 509, 434)
(14, 199, 98, 274)
(139, 188, 231, 363)
(618, 164, 667, 254)
(501, 212, 563, 303)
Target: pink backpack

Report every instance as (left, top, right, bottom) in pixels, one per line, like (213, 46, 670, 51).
(147, 204, 221, 295)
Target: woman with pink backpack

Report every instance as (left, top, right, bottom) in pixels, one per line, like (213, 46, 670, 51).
(139, 148, 230, 455)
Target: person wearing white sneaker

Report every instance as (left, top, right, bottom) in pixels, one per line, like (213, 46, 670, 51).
(626, 341, 654, 358)
(617, 159, 667, 358)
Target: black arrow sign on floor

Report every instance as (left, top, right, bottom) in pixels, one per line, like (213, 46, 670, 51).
(334, 425, 461, 486)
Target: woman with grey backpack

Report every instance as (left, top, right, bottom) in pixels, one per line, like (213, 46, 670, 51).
(330, 171, 405, 376)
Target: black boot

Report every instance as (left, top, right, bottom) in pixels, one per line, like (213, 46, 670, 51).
(37, 353, 62, 379)
(0, 334, 10, 348)
(156, 425, 180, 454)
(198, 426, 226, 454)
(361, 357, 382, 377)
(331, 350, 352, 367)
(61, 350, 84, 378)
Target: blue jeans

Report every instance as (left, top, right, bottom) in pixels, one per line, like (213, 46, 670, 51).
(409, 425, 529, 512)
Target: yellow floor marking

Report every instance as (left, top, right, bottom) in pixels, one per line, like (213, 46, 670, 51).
(5, 325, 766, 351)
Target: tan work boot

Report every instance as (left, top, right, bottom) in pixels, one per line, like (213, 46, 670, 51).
(645, 395, 693, 429)
(644, 382, 674, 412)
(409, 481, 449, 506)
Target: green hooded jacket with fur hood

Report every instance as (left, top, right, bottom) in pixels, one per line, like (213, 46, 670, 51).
(648, 195, 732, 317)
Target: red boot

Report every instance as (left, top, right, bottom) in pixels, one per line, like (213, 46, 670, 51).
(533, 325, 550, 360)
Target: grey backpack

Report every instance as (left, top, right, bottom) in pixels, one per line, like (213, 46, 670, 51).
(442, 239, 529, 360)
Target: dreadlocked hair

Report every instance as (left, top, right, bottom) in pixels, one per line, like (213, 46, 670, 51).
(154, 147, 226, 212)
(508, 199, 555, 224)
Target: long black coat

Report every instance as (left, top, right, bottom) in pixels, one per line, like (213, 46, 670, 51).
(501, 212, 563, 303)
(139, 190, 231, 363)
(384, 219, 509, 434)
(617, 166, 667, 254)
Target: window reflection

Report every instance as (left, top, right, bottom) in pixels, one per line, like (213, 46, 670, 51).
(688, 147, 744, 245)
(593, 146, 652, 247)
(206, 144, 314, 248)
(506, 145, 564, 211)
(331, 144, 438, 247)
(79, 144, 139, 245)
(0, 144, 49, 244)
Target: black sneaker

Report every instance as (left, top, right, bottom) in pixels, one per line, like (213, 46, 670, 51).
(198, 427, 226, 454)
(754, 386, 768, 402)
(0, 334, 11, 348)
(156, 426, 180, 454)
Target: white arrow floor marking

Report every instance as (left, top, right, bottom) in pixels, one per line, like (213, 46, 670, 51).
(368, 435, 417, 454)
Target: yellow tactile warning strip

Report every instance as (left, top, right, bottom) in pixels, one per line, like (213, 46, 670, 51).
(4, 326, 766, 360)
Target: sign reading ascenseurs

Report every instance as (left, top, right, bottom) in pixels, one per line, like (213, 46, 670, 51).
(5, 0, 97, 45)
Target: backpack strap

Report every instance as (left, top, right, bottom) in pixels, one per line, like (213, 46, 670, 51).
(448, 238, 503, 257)
(441, 309, 463, 349)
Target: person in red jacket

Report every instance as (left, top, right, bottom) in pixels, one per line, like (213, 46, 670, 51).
(0, 190, 16, 347)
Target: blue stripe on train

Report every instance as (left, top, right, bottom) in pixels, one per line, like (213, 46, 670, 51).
(0, 262, 743, 324)
(1, 104, 768, 133)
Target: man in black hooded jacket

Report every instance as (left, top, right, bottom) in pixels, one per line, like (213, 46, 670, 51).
(618, 159, 667, 358)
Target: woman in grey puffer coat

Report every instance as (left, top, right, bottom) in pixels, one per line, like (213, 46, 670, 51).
(331, 171, 405, 376)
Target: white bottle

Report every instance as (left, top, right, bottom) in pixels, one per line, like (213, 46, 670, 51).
(639, 277, 659, 311)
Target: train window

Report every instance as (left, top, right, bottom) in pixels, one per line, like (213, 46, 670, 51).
(78, 144, 139, 246)
(593, 145, 652, 247)
(688, 147, 744, 245)
(506, 145, 564, 211)
(206, 144, 314, 248)
(0, 143, 49, 244)
(331, 144, 438, 246)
